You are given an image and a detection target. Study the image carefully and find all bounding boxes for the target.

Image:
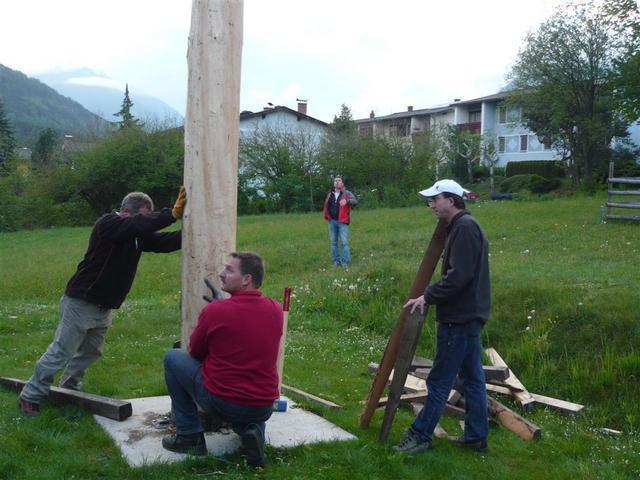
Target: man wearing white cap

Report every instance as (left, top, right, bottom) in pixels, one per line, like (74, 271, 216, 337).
(393, 179, 491, 454)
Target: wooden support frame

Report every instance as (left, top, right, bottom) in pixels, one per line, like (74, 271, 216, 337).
(0, 377, 131, 421)
(359, 219, 447, 429)
(378, 309, 427, 441)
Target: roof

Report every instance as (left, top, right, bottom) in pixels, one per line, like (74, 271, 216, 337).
(354, 90, 514, 123)
(240, 106, 328, 127)
(355, 105, 452, 123)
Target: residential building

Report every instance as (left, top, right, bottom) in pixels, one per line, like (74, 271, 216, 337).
(239, 100, 327, 144)
(355, 92, 563, 167)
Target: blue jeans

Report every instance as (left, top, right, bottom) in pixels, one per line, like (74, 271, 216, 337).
(411, 320, 488, 443)
(328, 219, 350, 265)
(163, 349, 273, 437)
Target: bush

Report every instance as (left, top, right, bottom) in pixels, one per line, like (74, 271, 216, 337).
(500, 173, 563, 194)
(505, 160, 567, 179)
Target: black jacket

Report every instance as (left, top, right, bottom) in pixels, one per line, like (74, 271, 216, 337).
(424, 210, 491, 324)
(65, 208, 181, 309)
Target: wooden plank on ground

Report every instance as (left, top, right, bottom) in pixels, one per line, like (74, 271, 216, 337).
(281, 384, 342, 410)
(0, 376, 131, 421)
(379, 309, 426, 441)
(359, 219, 447, 428)
(410, 365, 510, 382)
(529, 392, 584, 415)
(367, 363, 427, 392)
(487, 396, 541, 441)
(485, 348, 536, 410)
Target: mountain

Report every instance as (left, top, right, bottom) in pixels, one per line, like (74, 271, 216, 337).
(0, 64, 111, 145)
(36, 69, 184, 125)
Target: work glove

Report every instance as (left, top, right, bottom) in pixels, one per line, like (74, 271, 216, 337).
(203, 278, 224, 303)
(172, 186, 187, 219)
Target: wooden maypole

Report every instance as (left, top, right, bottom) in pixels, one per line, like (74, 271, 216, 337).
(181, 0, 244, 346)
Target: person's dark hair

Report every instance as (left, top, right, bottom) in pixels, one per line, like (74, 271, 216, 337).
(230, 251, 265, 288)
(121, 192, 154, 213)
(442, 192, 466, 209)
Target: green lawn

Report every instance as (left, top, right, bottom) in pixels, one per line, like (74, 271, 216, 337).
(1, 196, 639, 479)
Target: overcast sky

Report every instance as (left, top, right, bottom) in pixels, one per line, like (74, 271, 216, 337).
(1, 0, 563, 123)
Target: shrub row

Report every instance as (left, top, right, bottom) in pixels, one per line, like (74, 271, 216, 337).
(505, 160, 567, 179)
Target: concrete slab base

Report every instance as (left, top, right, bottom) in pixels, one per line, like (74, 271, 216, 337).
(94, 395, 356, 467)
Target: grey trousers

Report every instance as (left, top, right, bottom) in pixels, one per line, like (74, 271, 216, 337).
(20, 295, 112, 403)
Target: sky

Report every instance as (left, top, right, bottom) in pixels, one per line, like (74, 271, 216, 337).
(1, 0, 564, 123)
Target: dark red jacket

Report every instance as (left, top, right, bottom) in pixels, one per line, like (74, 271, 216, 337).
(189, 290, 283, 406)
(323, 188, 358, 224)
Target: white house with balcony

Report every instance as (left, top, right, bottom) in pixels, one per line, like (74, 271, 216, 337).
(355, 92, 565, 167)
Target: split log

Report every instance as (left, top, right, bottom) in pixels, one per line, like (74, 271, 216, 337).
(485, 348, 535, 410)
(281, 384, 342, 410)
(487, 396, 541, 441)
(0, 377, 131, 421)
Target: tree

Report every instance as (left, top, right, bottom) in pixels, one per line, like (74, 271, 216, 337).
(0, 98, 16, 165)
(31, 128, 60, 167)
(508, 0, 639, 182)
(114, 84, 142, 129)
(320, 104, 359, 176)
(239, 127, 322, 213)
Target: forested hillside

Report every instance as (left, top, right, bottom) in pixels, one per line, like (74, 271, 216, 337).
(0, 64, 110, 145)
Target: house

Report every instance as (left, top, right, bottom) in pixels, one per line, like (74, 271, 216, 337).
(355, 92, 563, 167)
(239, 100, 328, 145)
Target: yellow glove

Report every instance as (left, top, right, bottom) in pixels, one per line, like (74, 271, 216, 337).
(172, 186, 187, 219)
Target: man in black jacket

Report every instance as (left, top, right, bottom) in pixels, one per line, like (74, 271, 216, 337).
(18, 188, 186, 416)
(394, 179, 491, 454)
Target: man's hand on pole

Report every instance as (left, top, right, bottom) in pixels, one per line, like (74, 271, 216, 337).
(172, 186, 187, 219)
(404, 296, 426, 314)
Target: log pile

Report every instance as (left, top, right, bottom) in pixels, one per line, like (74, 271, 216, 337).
(369, 347, 584, 441)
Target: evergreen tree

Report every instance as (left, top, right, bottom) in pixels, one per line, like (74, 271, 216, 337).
(32, 128, 60, 167)
(114, 84, 142, 129)
(0, 98, 16, 164)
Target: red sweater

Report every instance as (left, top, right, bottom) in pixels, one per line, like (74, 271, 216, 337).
(189, 290, 283, 406)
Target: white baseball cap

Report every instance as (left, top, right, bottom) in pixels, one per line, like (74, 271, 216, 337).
(418, 179, 469, 198)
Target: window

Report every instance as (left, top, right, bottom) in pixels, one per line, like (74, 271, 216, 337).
(359, 124, 373, 137)
(498, 106, 506, 124)
(498, 105, 521, 124)
(520, 135, 528, 152)
(507, 106, 521, 123)
(528, 135, 544, 152)
(469, 111, 481, 123)
(498, 136, 506, 153)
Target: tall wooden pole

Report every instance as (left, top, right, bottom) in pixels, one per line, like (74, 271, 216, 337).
(182, 0, 244, 346)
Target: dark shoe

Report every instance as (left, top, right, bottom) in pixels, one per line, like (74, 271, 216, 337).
(18, 397, 40, 417)
(450, 436, 488, 453)
(392, 429, 432, 453)
(241, 424, 266, 468)
(162, 432, 207, 455)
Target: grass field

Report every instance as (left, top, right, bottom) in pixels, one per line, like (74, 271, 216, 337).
(0, 196, 639, 479)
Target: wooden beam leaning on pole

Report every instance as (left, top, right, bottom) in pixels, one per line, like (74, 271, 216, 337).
(359, 219, 447, 428)
(273, 287, 292, 412)
(0, 377, 131, 421)
(181, 0, 244, 346)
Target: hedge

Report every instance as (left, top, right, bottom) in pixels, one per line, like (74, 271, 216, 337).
(505, 160, 567, 179)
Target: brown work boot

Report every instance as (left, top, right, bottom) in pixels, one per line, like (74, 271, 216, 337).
(18, 397, 40, 417)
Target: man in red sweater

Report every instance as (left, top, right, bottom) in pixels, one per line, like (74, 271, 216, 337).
(162, 252, 283, 468)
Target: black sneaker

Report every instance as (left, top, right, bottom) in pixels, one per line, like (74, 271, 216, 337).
(392, 429, 432, 453)
(162, 432, 207, 455)
(18, 397, 40, 417)
(450, 436, 488, 453)
(241, 424, 266, 468)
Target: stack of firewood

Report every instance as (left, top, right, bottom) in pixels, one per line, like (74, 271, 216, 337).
(369, 347, 584, 441)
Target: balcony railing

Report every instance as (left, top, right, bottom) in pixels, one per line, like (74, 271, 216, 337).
(457, 122, 481, 133)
